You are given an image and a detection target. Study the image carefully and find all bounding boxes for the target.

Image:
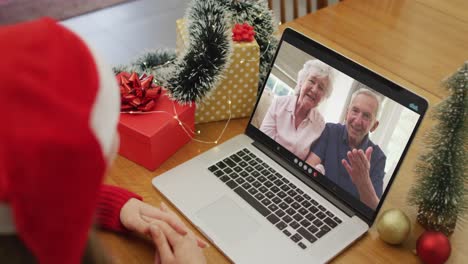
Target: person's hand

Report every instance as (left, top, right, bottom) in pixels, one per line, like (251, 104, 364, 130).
(120, 199, 207, 248)
(306, 152, 325, 175)
(150, 220, 207, 264)
(342, 147, 379, 209)
(342, 147, 372, 187)
(313, 164, 325, 175)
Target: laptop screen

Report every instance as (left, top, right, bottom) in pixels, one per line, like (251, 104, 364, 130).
(246, 28, 427, 223)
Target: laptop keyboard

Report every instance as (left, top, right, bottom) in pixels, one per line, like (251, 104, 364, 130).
(207, 148, 342, 250)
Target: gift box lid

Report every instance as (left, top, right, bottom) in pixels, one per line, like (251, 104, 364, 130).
(118, 89, 194, 144)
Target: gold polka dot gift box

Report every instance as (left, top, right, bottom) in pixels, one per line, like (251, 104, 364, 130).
(176, 19, 260, 124)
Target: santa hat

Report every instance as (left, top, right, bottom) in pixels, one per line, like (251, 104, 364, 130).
(0, 18, 120, 263)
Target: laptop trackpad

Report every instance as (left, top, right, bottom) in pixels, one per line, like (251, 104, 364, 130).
(195, 195, 260, 245)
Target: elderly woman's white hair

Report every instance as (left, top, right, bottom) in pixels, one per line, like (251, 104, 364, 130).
(294, 59, 335, 98)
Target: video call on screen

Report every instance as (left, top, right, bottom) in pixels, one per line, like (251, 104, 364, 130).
(251, 42, 421, 211)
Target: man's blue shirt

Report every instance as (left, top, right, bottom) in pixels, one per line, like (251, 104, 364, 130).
(310, 123, 386, 199)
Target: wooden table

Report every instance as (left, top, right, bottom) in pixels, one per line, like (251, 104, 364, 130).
(98, 0, 468, 263)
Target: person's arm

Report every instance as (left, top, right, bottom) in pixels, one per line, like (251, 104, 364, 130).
(305, 152, 321, 166)
(369, 152, 386, 198)
(96, 185, 207, 248)
(305, 152, 326, 175)
(306, 126, 329, 175)
(259, 97, 278, 138)
(342, 148, 379, 209)
(95, 184, 142, 232)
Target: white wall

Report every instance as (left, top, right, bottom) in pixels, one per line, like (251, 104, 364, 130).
(318, 72, 354, 123)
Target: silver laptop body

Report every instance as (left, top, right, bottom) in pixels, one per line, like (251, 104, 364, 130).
(153, 28, 427, 263)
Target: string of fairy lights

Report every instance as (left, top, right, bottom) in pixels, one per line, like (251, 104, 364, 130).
(117, 0, 278, 145)
(121, 97, 233, 145)
(119, 33, 267, 145)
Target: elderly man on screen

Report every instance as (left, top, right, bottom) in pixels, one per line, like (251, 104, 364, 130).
(306, 88, 386, 210)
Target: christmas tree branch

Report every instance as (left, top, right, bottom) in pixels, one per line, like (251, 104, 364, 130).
(408, 62, 467, 233)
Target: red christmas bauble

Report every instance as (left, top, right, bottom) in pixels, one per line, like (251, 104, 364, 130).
(416, 231, 451, 264)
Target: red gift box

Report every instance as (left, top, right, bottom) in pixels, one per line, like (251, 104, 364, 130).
(118, 90, 195, 170)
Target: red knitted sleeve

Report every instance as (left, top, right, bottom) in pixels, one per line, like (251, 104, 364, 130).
(95, 184, 142, 232)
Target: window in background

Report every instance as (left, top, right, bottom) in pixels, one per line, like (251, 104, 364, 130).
(265, 74, 295, 96)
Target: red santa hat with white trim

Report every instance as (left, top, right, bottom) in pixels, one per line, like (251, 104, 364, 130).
(0, 18, 120, 263)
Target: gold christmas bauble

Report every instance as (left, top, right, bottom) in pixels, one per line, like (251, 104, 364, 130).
(377, 209, 411, 245)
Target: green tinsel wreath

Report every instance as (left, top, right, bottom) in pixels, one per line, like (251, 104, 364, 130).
(114, 0, 277, 103)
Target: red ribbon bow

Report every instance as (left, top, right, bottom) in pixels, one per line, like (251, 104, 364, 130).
(116, 72, 162, 112)
(232, 23, 255, 42)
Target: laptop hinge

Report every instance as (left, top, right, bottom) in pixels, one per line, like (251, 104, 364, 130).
(252, 140, 356, 218)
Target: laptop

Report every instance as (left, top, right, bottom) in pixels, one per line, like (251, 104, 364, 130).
(152, 28, 428, 263)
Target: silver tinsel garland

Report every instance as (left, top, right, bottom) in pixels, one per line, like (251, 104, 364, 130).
(114, 0, 277, 103)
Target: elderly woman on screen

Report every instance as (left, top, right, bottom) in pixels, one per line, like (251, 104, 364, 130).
(260, 59, 334, 160)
